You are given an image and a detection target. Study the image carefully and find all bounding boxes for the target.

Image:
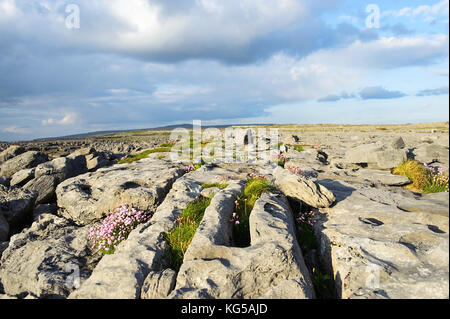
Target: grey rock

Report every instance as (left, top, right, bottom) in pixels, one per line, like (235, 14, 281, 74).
(33, 203, 58, 222)
(141, 269, 177, 299)
(23, 175, 58, 205)
(34, 155, 87, 183)
(413, 144, 449, 164)
(0, 186, 37, 230)
(315, 179, 449, 299)
(0, 176, 6, 187)
(56, 158, 185, 226)
(170, 191, 315, 299)
(69, 166, 244, 299)
(344, 143, 407, 169)
(0, 151, 48, 178)
(0, 214, 100, 298)
(391, 137, 406, 150)
(273, 166, 335, 208)
(0, 146, 25, 164)
(10, 168, 35, 187)
(353, 169, 411, 186)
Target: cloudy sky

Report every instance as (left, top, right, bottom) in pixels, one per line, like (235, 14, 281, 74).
(0, 0, 448, 141)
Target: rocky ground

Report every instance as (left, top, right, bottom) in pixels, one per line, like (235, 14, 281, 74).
(0, 123, 448, 299)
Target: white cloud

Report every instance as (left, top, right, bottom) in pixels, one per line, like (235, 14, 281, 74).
(0, 0, 18, 16)
(383, 0, 449, 19)
(2, 125, 30, 134)
(41, 112, 79, 126)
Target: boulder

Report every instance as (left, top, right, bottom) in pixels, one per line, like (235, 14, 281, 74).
(0, 213, 101, 298)
(33, 203, 58, 222)
(0, 151, 48, 178)
(34, 155, 87, 183)
(141, 269, 177, 299)
(391, 137, 406, 150)
(56, 158, 185, 226)
(343, 142, 407, 169)
(0, 146, 25, 164)
(0, 186, 37, 231)
(273, 166, 335, 208)
(0, 176, 6, 187)
(413, 144, 449, 164)
(10, 168, 35, 187)
(23, 175, 58, 205)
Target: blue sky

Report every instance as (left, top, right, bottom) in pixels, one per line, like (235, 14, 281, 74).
(0, 0, 448, 141)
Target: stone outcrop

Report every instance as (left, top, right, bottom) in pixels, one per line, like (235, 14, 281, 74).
(0, 151, 48, 178)
(0, 185, 37, 232)
(69, 166, 246, 299)
(0, 146, 25, 164)
(56, 158, 186, 226)
(273, 166, 335, 208)
(343, 142, 407, 169)
(170, 190, 315, 299)
(314, 178, 449, 299)
(0, 213, 101, 298)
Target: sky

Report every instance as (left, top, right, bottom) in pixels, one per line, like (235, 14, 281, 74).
(0, 0, 448, 141)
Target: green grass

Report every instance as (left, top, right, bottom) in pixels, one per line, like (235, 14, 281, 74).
(233, 177, 273, 247)
(202, 183, 229, 189)
(289, 199, 317, 253)
(393, 160, 432, 193)
(312, 268, 334, 299)
(286, 144, 304, 152)
(164, 196, 212, 272)
(118, 146, 172, 164)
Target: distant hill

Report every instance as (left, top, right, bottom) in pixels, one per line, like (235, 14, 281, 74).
(33, 123, 273, 141)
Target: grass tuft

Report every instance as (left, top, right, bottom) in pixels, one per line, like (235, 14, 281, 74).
(233, 177, 273, 247)
(164, 196, 212, 272)
(202, 182, 229, 189)
(118, 146, 172, 164)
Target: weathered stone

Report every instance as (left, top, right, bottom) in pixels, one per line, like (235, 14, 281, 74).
(33, 203, 58, 222)
(0, 214, 100, 298)
(23, 175, 58, 205)
(315, 179, 449, 299)
(0, 213, 8, 241)
(170, 191, 315, 299)
(391, 137, 406, 150)
(273, 166, 335, 208)
(10, 168, 35, 187)
(0, 241, 8, 258)
(141, 269, 177, 299)
(0, 186, 37, 230)
(0, 151, 48, 178)
(343, 143, 407, 169)
(34, 155, 87, 183)
(413, 144, 449, 164)
(69, 166, 244, 299)
(0, 146, 25, 164)
(0, 176, 6, 186)
(353, 169, 411, 186)
(56, 158, 185, 226)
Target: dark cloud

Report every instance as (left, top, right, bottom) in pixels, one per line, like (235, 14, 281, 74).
(416, 86, 449, 96)
(359, 86, 407, 100)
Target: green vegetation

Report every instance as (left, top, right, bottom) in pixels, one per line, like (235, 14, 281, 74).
(312, 268, 334, 299)
(202, 182, 229, 189)
(164, 196, 212, 272)
(285, 144, 304, 152)
(118, 147, 173, 164)
(233, 177, 273, 247)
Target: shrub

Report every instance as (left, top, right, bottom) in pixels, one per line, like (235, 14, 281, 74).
(164, 196, 212, 271)
(392, 160, 431, 192)
(393, 160, 449, 193)
(88, 204, 150, 255)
